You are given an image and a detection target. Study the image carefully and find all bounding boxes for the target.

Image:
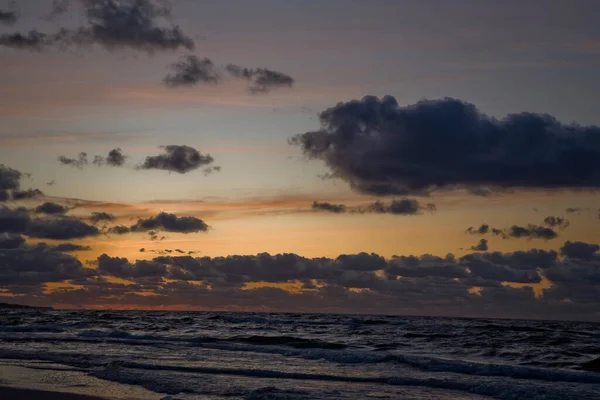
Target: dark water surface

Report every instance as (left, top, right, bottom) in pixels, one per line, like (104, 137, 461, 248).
(1, 310, 600, 399)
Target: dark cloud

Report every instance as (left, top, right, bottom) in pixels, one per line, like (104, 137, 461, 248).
(543, 216, 570, 229)
(35, 202, 67, 215)
(0, 164, 23, 191)
(73, 0, 194, 53)
(2, 0, 194, 53)
(467, 222, 558, 240)
(506, 225, 558, 240)
(0, 206, 30, 233)
(12, 189, 44, 200)
(0, 30, 48, 51)
(107, 225, 130, 235)
(0, 242, 93, 289)
(0, 233, 26, 249)
(5, 239, 600, 320)
(470, 239, 489, 251)
(105, 148, 127, 167)
(364, 199, 436, 215)
(312, 201, 346, 213)
(51, 243, 92, 252)
(466, 224, 490, 235)
(137, 145, 215, 174)
(565, 207, 584, 213)
(130, 212, 208, 233)
(290, 96, 600, 196)
(58, 152, 88, 169)
(90, 212, 115, 224)
(46, 180, 57, 186)
(225, 64, 294, 94)
(97, 254, 166, 279)
(491, 228, 508, 239)
(560, 241, 600, 261)
(26, 217, 100, 240)
(0, 8, 17, 25)
(164, 55, 221, 87)
(60, 149, 127, 168)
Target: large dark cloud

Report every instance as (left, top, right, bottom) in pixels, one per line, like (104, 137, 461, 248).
(164, 55, 220, 87)
(225, 64, 294, 94)
(312, 201, 346, 213)
(1, 0, 194, 53)
(137, 145, 216, 174)
(35, 202, 67, 215)
(290, 96, 600, 196)
(130, 212, 208, 233)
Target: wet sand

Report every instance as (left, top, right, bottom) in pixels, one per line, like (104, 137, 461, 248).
(0, 386, 110, 400)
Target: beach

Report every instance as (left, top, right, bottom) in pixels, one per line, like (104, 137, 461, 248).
(0, 387, 108, 400)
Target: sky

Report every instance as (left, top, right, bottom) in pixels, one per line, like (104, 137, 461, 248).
(1, 0, 600, 320)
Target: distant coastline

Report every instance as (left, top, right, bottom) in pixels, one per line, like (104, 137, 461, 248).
(0, 302, 53, 310)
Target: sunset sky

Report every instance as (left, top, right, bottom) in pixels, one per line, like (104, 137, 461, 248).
(1, 0, 600, 320)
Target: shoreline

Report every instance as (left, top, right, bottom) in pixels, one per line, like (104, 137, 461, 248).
(0, 386, 109, 400)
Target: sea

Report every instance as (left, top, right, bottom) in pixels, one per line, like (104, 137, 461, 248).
(1, 310, 599, 399)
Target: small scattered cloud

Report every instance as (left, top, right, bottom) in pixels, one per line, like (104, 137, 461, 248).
(163, 56, 295, 95)
(58, 152, 88, 169)
(137, 145, 216, 174)
(506, 225, 558, 240)
(12, 189, 44, 200)
(470, 239, 489, 251)
(51, 243, 92, 252)
(59, 149, 128, 169)
(312, 201, 346, 213)
(0, 7, 17, 25)
(164, 55, 221, 87)
(107, 225, 130, 235)
(543, 216, 570, 230)
(130, 212, 209, 233)
(35, 202, 67, 215)
(466, 224, 490, 235)
(225, 64, 294, 94)
(363, 199, 436, 215)
(90, 212, 115, 224)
